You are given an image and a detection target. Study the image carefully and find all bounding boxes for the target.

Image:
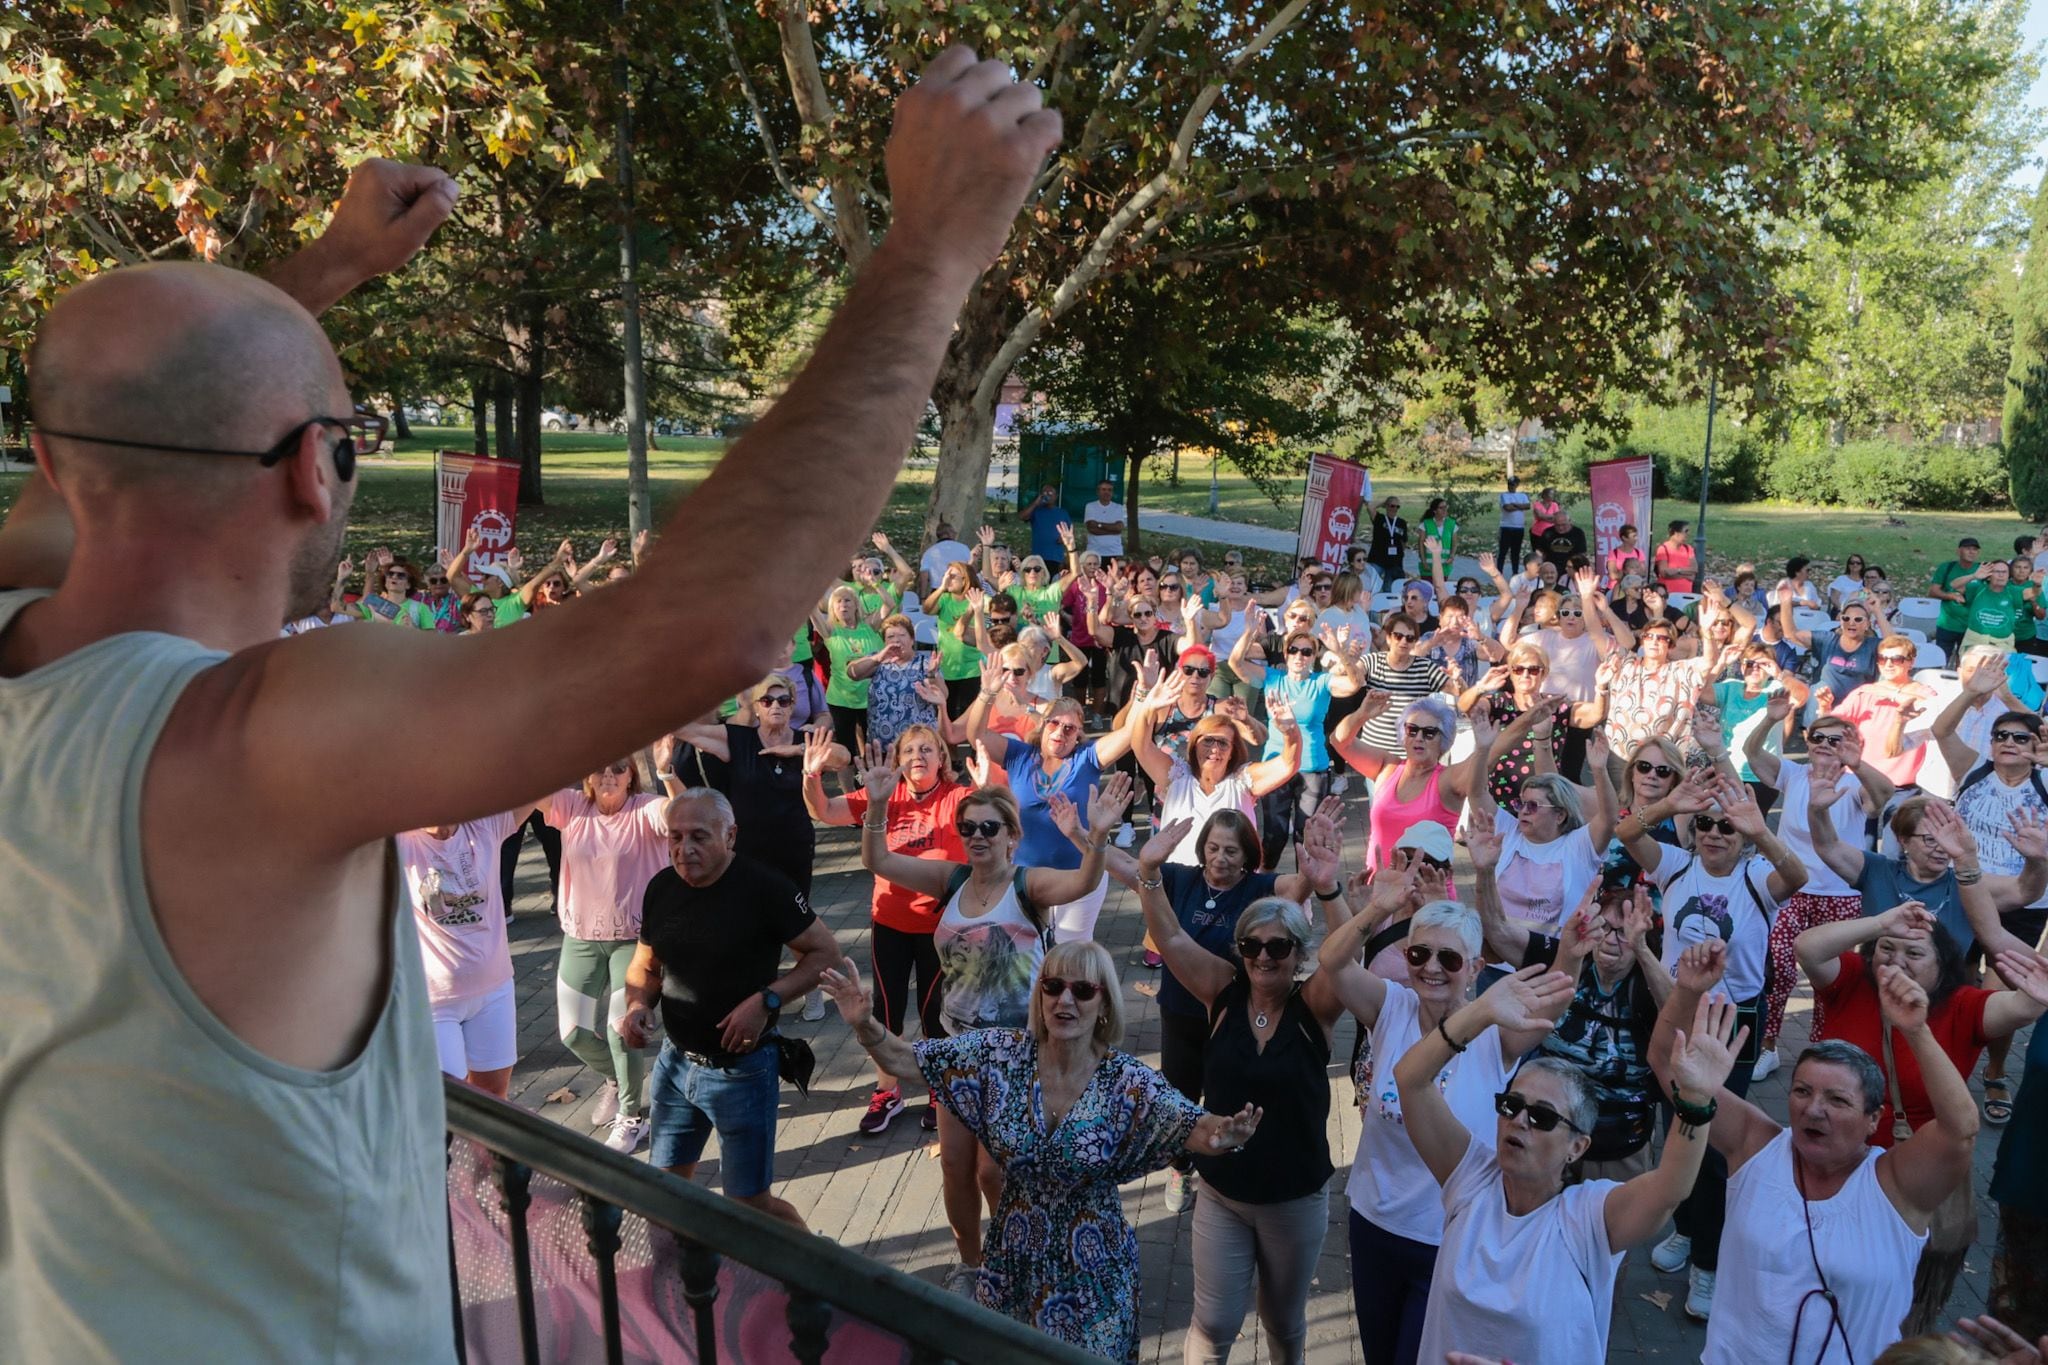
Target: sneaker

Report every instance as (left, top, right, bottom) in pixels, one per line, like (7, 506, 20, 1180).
(920, 1103, 939, 1131)
(859, 1087, 906, 1135)
(801, 990, 827, 1022)
(942, 1262, 981, 1299)
(1650, 1230, 1692, 1274)
(1142, 949, 1164, 969)
(1684, 1265, 1716, 1320)
(1332, 773, 1351, 797)
(1115, 822, 1136, 849)
(1164, 1166, 1195, 1213)
(590, 1079, 620, 1127)
(1751, 1050, 1781, 1082)
(604, 1111, 650, 1154)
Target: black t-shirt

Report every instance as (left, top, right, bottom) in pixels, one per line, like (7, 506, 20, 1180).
(1108, 624, 1171, 704)
(701, 724, 816, 892)
(638, 856, 817, 1055)
(1539, 524, 1587, 570)
(1523, 932, 1658, 1161)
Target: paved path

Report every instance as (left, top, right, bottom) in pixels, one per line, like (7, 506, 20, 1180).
(498, 809, 2017, 1363)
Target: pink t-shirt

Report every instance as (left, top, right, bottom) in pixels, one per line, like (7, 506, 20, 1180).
(1832, 684, 1930, 788)
(397, 810, 523, 1005)
(546, 791, 670, 941)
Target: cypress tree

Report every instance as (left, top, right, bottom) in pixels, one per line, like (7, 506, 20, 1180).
(2007, 169, 2048, 518)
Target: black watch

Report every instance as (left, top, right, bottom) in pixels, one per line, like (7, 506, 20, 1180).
(760, 989, 783, 1015)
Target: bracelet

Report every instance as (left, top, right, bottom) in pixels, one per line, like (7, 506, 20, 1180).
(864, 819, 888, 832)
(1437, 1018, 1467, 1054)
(1137, 876, 1164, 891)
(654, 770, 677, 783)
(1315, 885, 1343, 902)
(1669, 1084, 1717, 1126)
(1955, 867, 1984, 886)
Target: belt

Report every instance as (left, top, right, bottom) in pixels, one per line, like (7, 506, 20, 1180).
(682, 1041, 765, 1070)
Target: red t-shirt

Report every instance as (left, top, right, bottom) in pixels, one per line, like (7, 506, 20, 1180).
(844, 780, 978, 934)
(1813, 951, 1991, 1148)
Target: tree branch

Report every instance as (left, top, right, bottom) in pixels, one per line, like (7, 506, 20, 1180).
(774, 0, 874, 267)
(1029, 0, 1175, 208)
(710, 0, 840, 243)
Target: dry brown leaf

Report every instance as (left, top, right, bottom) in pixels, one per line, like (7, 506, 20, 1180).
(544, 1087, 577, 1105)
(1640, 1290, 1672, 1311)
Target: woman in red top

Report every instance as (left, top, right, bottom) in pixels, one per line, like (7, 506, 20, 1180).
(1653, 520, 1697, 594)
(1795, 900, 2048, 1330)
(802, 725, 1004, 1134)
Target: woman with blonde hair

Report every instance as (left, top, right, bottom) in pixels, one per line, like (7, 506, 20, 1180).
(847, 613, 957, 752)
(1458, 638, 1608, 804)
(813, 583, 884, 754)
(924, 558, 985, 719)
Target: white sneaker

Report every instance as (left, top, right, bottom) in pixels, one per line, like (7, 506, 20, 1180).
(1751, 1050, 1781, 1082)
(1685, 1265, 1716, 1320)
(604, 1111, 650, 1154)
(801, 990, 826, 1022)
(942, 1262, 981, 1299)
(1164, 1166, 1195, 1213)
(1331, 773, 1351, 796)
(590, 1079, 620, 1127)
(1114, 822, 1136, 849)
(1650, 1229, 1691, 1274)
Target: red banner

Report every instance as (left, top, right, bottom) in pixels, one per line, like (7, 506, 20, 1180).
(1297, 453, 1371, 569)
(1588, 455, 1654, 581)
(435, 450, 522, 576)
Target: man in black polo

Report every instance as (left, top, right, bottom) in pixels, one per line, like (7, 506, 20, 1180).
(619, 788, 841, 1229)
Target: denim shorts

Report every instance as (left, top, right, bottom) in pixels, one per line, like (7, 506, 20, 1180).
(646, 1041, 780, 1196)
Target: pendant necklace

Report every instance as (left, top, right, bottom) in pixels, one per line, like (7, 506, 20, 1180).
(1254, 1008, 1269, 1029)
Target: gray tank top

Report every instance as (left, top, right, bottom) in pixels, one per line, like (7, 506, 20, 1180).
(0, 590, 453, 1362)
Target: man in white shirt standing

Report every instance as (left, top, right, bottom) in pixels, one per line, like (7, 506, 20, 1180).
(917, 521, 973, 594)
(1498, 476, 1531, 568)
(1084, 478, 1126, 560)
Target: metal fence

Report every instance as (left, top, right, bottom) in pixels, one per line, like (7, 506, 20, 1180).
(444, 1080, 1098, 1364)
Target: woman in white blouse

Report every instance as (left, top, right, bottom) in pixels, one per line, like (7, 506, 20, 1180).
(1465, 704, 1614, 935)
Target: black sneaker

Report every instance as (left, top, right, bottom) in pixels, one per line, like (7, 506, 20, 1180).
(859, 1087, 906, 1135)
(920, 1102, 939, 1131)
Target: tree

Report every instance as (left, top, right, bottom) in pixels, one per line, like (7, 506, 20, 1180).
(720, 0, 2006, 541)
(2006, 169, 2048, 519)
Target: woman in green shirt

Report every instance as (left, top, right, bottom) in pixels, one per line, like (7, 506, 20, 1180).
(1962, 560, 2037, 653)
(1420, 497, 1457, 563)
(1014, 553, 1071, 626)
(923, 559, 984, 718)
(353, 554, 436, 630)
(816, 585, 884, 753)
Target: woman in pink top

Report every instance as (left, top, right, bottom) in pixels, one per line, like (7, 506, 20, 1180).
(1824, 640, 1935, 789)
(1653, 520, 1697, 594)
(545, 745, 675, 1153)
(1336, 695, 1480, 876)
(1531, 486, 1562, 539)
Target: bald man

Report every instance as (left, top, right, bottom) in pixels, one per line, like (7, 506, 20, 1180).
(0, 50, 1061, 1362)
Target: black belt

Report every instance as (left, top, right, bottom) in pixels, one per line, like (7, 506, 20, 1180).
(682, 1043, 763, 1070)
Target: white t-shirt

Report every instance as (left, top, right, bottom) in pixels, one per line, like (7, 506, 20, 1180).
(919, 539, 973, 587)
(1210, 603, 1255, 658)
(1159, 765, 1257, 867)
(1827, 574, 1862, 610)
(397, 811, 524, 1005)
(1774, 761, 1865, 898)
(1649, 843, 1782, 1002)
(1534, 628, 1602, 702)
(1345, 982, 1512, 1244)
(1083, 499, 1127, 558)
(1417, 1140, 1623, 1365)
(1773, 577, 1823, 610)
(545, 791, 671, 941)
(1499, 491, 1530, 529)
(1494, 810, 1602, 934)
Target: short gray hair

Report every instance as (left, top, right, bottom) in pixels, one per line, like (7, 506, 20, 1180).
(1796, 1040, 1885, 1114)
(1234, 896, 1315, 959)
(1017, 625, 1051, 657)
(1513, 1056, 1599, 1136)
(1519, 774, 1585, 833)
(665, 787, 734, 829)
(1411, 899, 1482, 960)
(1402, 695, 1457, 740)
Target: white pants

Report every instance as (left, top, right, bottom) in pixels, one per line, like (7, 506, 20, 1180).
(1051, 872, 1111, 943)
(432, 978, 518, 1075)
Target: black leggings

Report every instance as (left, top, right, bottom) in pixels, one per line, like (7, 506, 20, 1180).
(827, 702, 867, 755)
(1498, 526, 1525, 569)
(1671, 995, 1759, 1270)
(1159, 1008, 1210, 1172)
(498, 810, 561, 911)
(1350, 1209, 1436, 1365)
(1257, 770, 1331, 870)
(869, 923, 944, 1043)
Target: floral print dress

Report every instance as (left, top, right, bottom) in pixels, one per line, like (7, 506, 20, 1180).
(915, 1030, 1203, 1362)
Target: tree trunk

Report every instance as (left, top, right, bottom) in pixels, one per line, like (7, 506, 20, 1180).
(390, 395, 412, 441)
(928, 384, 997, 545)
(1127, 450, 1145, 561)
(507, 296, 547, 505)
(492, 373, 514, 463)
(471, 371, 489, 456)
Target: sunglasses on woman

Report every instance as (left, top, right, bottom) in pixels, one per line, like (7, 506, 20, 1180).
(1404, 944, 1467, 973)
(956, 818, 1007, 839)
(1236, 936, 1298, 960)
(1494, 1090, 1583, 1134)
(757, 694, 793, 707)
(1181, 664, 1213, 679)
(1404, 722, 1442, 741)
(1632, 759, 1676, 779)
(1555, 608, 1583, 619)
(1509, 664, 1546, 676)
(1039, 975, 1102, 1002)
(1509, 798, 1556, 817)
(1694, 815, 1739, 835)
(1285, 644, 1318, 657)
(1993, 728, 2037, 745)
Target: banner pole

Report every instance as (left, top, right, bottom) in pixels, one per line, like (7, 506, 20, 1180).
(1694, 374, 1716, 592)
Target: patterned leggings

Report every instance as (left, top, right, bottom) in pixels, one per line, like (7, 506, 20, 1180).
(1763, 893, 1864, 1045)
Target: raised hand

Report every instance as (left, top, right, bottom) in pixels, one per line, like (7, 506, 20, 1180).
(1713, 775, 1768, 837)
(1919, 800, 1976, 860)
(1139, 816, 1195, 870)
(1046, 791, 1082, 843)
(914, 673, 949, 706)
(978, 653, 1006, 698)
(802, 727, 837, 777)
(965, 738, 997, 788)
(1412, 857, 1449, 906)
(1587, 729, 1611, 773)
(1478, 964, 1574, 1033)
(1764, 689, 1792, 723)
(977, 524, 997, 547)
(463, 526, 484, 554)
(1622, 884, 1655, 947)
(1873, 899, 1937, 940)
(1476, 663, 1511, 694)
(1669, 994, 1749, 1097)
(1366, 852, 1420, 915)
(1268, 694, 1299, 732)
(504, 548, 525, 574)
(2009, 806, 2048, 861)
(1296, 804, 1343, 889)
(819, 962, 873, 1030)
(592, 536, 619, 564)
(1356, 689, 1395, 724)
(1966, 659, 2006, 696)
(1138, 647, 1162, 693)
(861, 748, 902, 803)
(334, 557, 355, 585)
(1477, 552, 1496, 574)
(1876, 963, 1931, 1032)
(1084, 770, 1135, 835)
(653, 732, 679, 774)
(1465, 816, 1503, 869)
(1994, 951, 2048, 1009)
(1057, 521, 1077, 552)
(1675, 940, 1728, 995)
(1203, 1102, 1264, 1151)
(1947, 1314, 2047, 1365)
(554, 537, 575, 565)
(1665, 766, 1719, 814)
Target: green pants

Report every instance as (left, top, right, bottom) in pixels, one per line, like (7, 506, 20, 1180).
(556, 935, 646, 1115)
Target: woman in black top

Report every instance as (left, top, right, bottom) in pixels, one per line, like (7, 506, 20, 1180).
(1135, 813, 1353, 1365)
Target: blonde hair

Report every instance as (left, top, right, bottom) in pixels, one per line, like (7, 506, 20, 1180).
(1029, 939, 1126, 1048)
(1505, 639, 1551, 672)
(825, 584, 862, 617)
(580, 758, 649, 800)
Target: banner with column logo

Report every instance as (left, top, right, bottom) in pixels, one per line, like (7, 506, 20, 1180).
(435, 450, 522, 575)
(1296, 452, 1371, 569)
(1588, 455, 1654, 578)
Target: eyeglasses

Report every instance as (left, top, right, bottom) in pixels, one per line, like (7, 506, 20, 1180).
(1510, 798, 1557, 816)
(1312, 585, 1332, 594)
(1404, 723, 1442, 741)
(425, 575, 448, 586)
(1131, 611, 1156, 621)
(757, 694, 794, 707)
(465, 603, 493, 615)
(1405, 944, 1467, 973)
(1494, 1091, 1584, 1134)
(37, 413, 386, 475)
(1003, 666, 1031, 676)
(1993, 728, 2037, 745)
(1805, 730, 1844, 747)
(1509, 664, 1546, 676)
(1181, 665, 1214, 679)
(1879, 654, 1913, 665)
(1641, 631, 1674, 644)
(1285, 644, 1319, 657)
(1632, 759, 1676, 779)
(990, 614, 1016, 624)
(1038, 975, 1102, 1002)
(1741, 659, 1770, 671)
(600, 762, 633, 776)
(1236, 936, 1299, 961)
(956, 818, 1008, 839)
(1694, 815, 1739, 835)
(1023, 567, 1046, 575)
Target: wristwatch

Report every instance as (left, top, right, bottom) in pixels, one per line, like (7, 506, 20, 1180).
(760, 989, 783, 1015)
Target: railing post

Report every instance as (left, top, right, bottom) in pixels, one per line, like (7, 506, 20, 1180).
(786, 1287, 832, 1364)
(679, 1235, 721, 1363)
(497, 1159, 541, 1365)
(581, 1195, 626, 1365)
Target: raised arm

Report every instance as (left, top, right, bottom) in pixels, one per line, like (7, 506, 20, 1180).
(1932, 662, 2004, 777)
(1875, 966, 1980, 1223)
(856, 761, 960, 896)
(1718, 774, 1807, 902)
(1467, 820, 1531, 963)
(1798, 900, 1934, 994)
(822, 961, 920, 1088)
(1803, 774, 1868, 885)
(1603, 992, 1744, 1247)
(1132, 820, 1235, 1007)
(800, 730, 855, 824)
(1241, 695, 1306, 796)
(1228, 611, 1270, 687)
(1126, 676, 1182, 789)
(1029, 775, 1132, 906)
(1741, 689, 1791, 788)
(1923, 804, 2048, 960)
(1648, 942, 1781, 1172)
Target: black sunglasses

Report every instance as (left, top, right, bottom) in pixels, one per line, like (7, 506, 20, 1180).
(1405, 944, 1467, 973)
(956, 818, 1007, 839)
(1181, 665, 1214, 679)
(1404, 723, 1442, 741)
(1236, 936, 1299, 961)
(1632, 759, 1676, 779)
(1993, 728, 2037, 744)
(1495, 1090, 1583, 1134)
(38, 414, 382, 480)
(1285, 644, 1318, 657)
(1806, 730, 1844, 747)
(1038, 975, 1102, 1002)
(756, 694, 794, 707)
(1694, 815, 1739, 835)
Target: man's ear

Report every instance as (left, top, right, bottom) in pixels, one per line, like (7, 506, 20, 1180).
(282, 423, 343, 524)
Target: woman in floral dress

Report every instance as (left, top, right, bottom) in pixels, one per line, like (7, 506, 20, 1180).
(820, 937, 1262, 1362)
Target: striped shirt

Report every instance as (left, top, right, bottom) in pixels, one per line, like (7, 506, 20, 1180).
(1358, 654, 1451, 751)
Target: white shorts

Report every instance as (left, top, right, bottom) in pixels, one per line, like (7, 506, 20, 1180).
(1051, 872, 1111, 944)
(432, 978, 518, 1075)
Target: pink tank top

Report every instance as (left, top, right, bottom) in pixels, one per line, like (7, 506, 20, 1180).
(1366, 762, 1462, 876)
(1658, 543, 1697, 593)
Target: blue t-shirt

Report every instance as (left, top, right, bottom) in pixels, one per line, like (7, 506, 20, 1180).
(998, 734, 1106, 870)
(1260, 671, 1334, 772)
(1156, 865, 1280, 1020)
(1854, 852, 1971, 953)
(1026, 504, 1072, 565)
(1811, 627, 1880, 697)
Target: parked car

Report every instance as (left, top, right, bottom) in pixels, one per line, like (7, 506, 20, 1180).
(541, 408, 571, 431)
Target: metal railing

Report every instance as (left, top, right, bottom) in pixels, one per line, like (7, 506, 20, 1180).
(444, 1079, 1098, 1364)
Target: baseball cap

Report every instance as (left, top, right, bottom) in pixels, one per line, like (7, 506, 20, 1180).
(1394, 821, 1455, 866)
(476, 563, 515, 589)
(1959, 537, 1980, 549)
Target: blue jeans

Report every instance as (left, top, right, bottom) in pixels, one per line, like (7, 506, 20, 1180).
(1349, 1208, 1436, 1365)
(647, 1041, 780, 1197)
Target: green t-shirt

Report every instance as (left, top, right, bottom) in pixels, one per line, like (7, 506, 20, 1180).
(1965, 581, 2029, 640)
(934, 594, 983, 681)
(1018, 583, 1064, 624)
(858, 584, 900, 620)
(487, 596, 526, 627)
(1715, 678, 1778, 782)
(1421, 517, 1457, 559)
(357, 598, 437, 630)
(1933, 561, 1974, 633)
(824, 625, 884, 708)
(791, 622, 813, 664)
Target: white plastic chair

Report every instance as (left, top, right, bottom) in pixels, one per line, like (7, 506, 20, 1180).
(1370, 592, 1403, 614)
(914, 618, 938, 647)
(1895, 626, 1928, 645)
(1666, 591, 1700, 611)
(1894, 596, 1942, 623)
(1793, 608, 1834, 633)
(1915, 640, 1947, 670)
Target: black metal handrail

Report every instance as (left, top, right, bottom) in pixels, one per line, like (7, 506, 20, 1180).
(444, 1079, 1100, 1364)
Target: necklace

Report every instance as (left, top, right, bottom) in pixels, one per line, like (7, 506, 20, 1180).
(1254, 1009, 1269, 1028)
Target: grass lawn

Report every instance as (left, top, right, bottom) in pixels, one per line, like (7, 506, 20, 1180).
(2, 426, 2034, 593)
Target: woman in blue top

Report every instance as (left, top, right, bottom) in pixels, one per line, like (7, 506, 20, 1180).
(1227, 618, 1365, 869)
(965, 656, 1139, 942)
